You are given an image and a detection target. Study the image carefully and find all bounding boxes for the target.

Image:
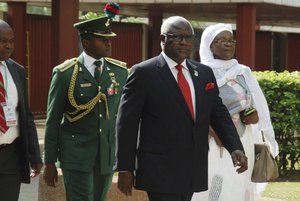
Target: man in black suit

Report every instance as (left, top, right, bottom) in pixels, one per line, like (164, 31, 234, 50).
(115, 16, 248, 201)
(0, 19, 43, 201)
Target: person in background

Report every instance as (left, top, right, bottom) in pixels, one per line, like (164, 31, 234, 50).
(0, 19, 43, 201)
(192, 23, 278, 201)
(115, 16, 248, 201)
(43, 3, 128, 201)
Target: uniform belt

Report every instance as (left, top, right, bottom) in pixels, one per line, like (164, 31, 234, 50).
(0, 143, 10, 149)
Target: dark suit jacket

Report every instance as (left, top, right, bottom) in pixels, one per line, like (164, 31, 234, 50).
(116, 54, 244, 193)
(0, 59, 42, 183)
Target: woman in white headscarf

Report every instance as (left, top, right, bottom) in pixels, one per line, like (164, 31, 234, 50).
(191, 23, 278, 201)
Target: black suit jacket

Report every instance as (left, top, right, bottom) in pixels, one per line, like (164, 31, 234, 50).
(116, 54, 243, 193)
(0, 59, 42, 183)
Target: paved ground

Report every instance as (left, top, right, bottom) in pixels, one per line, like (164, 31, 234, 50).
(18, 120, 285, 201)
(19, 123, 44, 201)
(19, 177, 39, 201)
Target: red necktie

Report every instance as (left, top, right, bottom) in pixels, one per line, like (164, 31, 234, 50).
(175, 64, 194, 120)
(0, 68, 9, 133)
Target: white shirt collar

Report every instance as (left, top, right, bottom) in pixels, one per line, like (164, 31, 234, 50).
(161, 51, 188, 70)
(83, 51, 103, 69)
(0, 61, 7, 68)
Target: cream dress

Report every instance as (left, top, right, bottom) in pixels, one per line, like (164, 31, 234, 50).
(192, 75, 255, 201)
(196, 23, 279, 201)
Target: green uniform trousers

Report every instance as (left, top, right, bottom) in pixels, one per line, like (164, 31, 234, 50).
(62, 151, 113, 201)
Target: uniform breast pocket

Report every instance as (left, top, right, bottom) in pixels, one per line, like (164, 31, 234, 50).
(74, 84, 97, 104)
(59, 133, 87, 163)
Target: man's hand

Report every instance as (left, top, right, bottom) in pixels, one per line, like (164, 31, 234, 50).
(231, 150, 248, 174)
(117, 171, 134, 196)
(43, 163, 58, 187)
(30, 163, 43, 178)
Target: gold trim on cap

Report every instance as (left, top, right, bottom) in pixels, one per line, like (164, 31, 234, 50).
(93, 32, 117, 37)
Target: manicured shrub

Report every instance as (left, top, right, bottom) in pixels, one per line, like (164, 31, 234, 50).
(254, 71, 300, 175)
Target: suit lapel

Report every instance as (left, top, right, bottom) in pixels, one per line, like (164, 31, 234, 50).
(157, 54, 193, 120)
(186, 60, 205, 124)
(77, 54, 97, 85)
(98, 59, 110, 85)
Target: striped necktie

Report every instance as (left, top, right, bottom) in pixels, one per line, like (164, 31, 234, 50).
(0, 65, 9, 133)
(175, 64, 194, 120)
(94, 60, 102, 82)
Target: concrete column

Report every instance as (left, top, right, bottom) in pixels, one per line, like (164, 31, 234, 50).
(52, 0, 79, 66)
(236, 3, 256, 69)
(7, 2, 27, 66)
(148, 5, 163, 58)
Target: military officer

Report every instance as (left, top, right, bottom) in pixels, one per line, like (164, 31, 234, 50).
(43, 16, 128, 201)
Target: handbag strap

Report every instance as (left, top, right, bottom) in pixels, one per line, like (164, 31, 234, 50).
(261, 130, 266, 143)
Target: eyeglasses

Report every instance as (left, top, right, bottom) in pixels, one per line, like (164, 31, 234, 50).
(0, 38, 14, 46)
(163, 33, 194, 42)
(214, 38, 236, 46)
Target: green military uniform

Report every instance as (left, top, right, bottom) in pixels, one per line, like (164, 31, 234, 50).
(44, 16, 128, 201)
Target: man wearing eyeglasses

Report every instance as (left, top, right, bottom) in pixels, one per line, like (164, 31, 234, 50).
(116, 16, 248, 201)
(43, 15, 128, 201)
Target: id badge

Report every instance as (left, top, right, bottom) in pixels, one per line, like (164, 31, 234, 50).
(1, 102, 17, 126)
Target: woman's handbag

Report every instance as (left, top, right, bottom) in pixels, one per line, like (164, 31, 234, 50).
(251, 131, 279, 182)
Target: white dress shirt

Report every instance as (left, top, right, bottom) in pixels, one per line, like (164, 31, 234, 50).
(161, 52, 196, 116)
(83, 51, 104, 76)
(0, 61, 19, 144)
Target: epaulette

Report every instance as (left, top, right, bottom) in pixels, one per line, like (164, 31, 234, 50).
(105, 57, 127, 69)
(56, 58, 78, 72)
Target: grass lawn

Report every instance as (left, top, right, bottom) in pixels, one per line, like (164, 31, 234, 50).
(262, 171, 300, 201)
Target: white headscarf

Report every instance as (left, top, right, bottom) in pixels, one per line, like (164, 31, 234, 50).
(200, 23, 232, 65)
(200, 23, 246, 87)
(200, 23, 278, 157)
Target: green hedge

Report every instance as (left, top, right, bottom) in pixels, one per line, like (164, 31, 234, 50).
(254, 71, 300, 175)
